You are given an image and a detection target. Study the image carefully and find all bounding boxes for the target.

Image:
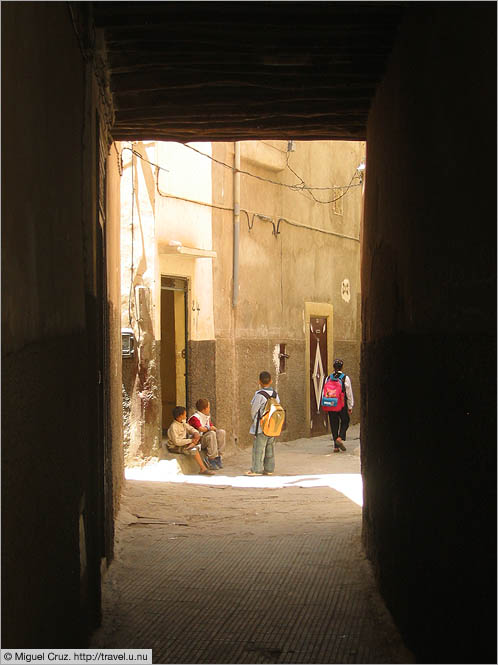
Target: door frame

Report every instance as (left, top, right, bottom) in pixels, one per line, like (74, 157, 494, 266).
(304, 302, 334, 434)
(160, 275, 189, 421)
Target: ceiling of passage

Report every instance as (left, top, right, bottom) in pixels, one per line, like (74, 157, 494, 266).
(92, 1, 406, 142)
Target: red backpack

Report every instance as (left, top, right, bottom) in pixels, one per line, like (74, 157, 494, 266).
(321, 373, 345, 412)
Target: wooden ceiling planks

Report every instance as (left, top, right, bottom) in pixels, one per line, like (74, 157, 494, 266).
(91, 1, 406, 141)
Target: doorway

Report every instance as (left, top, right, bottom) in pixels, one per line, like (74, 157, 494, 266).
(310, 316, 329, 436)
(305, 302, 334, 437)
(161, 276, 188, 430)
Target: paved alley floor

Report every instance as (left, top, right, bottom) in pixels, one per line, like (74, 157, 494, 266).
(91, 427, 413, 664)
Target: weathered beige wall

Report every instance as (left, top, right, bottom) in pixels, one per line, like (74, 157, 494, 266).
(212, 140, 364, 446)
(121, 142, 219, 460)
(155, 142, 216, 343)
(120, 142, 161, 462)
(120, 139, 364, 458)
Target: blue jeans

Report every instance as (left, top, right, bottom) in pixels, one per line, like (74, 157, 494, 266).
(251, 433, 275, 474)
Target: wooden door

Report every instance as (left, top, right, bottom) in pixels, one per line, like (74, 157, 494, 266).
(310, 316, 329, 435)
(161, 289, 177, 427)
(161, 276, 188, 430)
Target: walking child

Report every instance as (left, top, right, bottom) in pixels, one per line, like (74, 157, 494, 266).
(325, 359, 354, 452)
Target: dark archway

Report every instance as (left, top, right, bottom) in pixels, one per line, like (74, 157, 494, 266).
(2, 3, 495, 662)
(92, 4, 497, 660)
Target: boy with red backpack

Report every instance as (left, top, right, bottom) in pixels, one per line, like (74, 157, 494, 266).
(322, 359, 354, 452)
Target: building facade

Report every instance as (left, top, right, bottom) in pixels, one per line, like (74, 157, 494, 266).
(120, 139, 365, 460)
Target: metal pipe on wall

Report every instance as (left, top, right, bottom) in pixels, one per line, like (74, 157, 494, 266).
(232, 141, 241, 307)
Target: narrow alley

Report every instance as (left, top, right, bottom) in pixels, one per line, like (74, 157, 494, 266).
(4, 4, 495, 662)
(91, 427, 413, 664)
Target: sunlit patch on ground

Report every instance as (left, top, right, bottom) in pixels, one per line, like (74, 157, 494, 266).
(125, 463, 363, 506)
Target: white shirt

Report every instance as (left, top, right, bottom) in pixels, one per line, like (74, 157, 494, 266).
(190, 410, 211, 429)
(344, 375, 354, 409)
(332, 372, 354, 409)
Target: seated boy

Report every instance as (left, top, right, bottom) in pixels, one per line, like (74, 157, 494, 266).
(166, 406, 215, 476)
(188, 398, 226, 470)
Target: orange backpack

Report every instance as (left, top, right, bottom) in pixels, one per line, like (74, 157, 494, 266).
(256, 390, 286, 437)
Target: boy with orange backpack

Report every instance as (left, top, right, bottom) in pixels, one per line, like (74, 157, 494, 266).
(321, 359, 354, 452)
(246, 371, 285, 476)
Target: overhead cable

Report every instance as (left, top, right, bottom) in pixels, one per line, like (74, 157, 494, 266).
(284, 152, 361, 204)
(155, 169, 234, 211)
(178, 143, 362, 202)
(121, 143, 361, 204)
(242, 208, 360, 242)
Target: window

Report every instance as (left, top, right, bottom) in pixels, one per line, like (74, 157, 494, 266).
(279, 343, 289, 374)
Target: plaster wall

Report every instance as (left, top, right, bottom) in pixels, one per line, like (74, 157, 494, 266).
(120, 143, 161, 461)
(155, 142, 216, 342)
(2, 2, 118, 647)
(121, 139, 364, 455)
(212, 140, 364, 446)
(362, 6, 496, 663)
(121, 142, 217, 459)
(156, 142, 214, 251)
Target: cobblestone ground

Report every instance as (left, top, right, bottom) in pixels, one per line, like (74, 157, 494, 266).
(91, 427, 413, 664)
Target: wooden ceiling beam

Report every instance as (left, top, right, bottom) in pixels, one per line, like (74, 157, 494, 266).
(91, 1, 405, 141)
(112, 96, 373, 113)
(111, 127, 367, 141)
(93, 2, 405, 28)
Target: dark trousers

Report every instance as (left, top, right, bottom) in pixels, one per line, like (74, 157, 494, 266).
(328, 407, 350, 444)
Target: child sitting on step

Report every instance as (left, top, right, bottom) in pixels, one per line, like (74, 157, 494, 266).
(166, 406, 215, 476)
(188, 398, 226, 470)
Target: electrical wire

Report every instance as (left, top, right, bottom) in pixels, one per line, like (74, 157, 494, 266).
(128, 152, 135, 329)
(121, 143, 362, 205)
(121, 147, 359, 243)
(155, 168, 233, 211)
(114, 143, 123, 176)
(276, 216, 359, 241)
(121, 146, 170, 175)
(280, 228, 284, 314)
(285, 151, 362, 204)
(242, 207, 360, 242)
(260, 140, 288, 154)
(285, 151, 306, 189)
(308, 171, 361, 205)
(178, 143, 362, 200)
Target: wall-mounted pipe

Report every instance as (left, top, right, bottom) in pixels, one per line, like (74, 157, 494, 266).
(232, 142, 241, 307)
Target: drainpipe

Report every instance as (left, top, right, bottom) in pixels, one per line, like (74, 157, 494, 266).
(232, 141, 240, 307)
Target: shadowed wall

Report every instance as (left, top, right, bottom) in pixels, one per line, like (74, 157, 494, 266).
(361, 5, 496, 663)
(2, 2, 123, 647)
